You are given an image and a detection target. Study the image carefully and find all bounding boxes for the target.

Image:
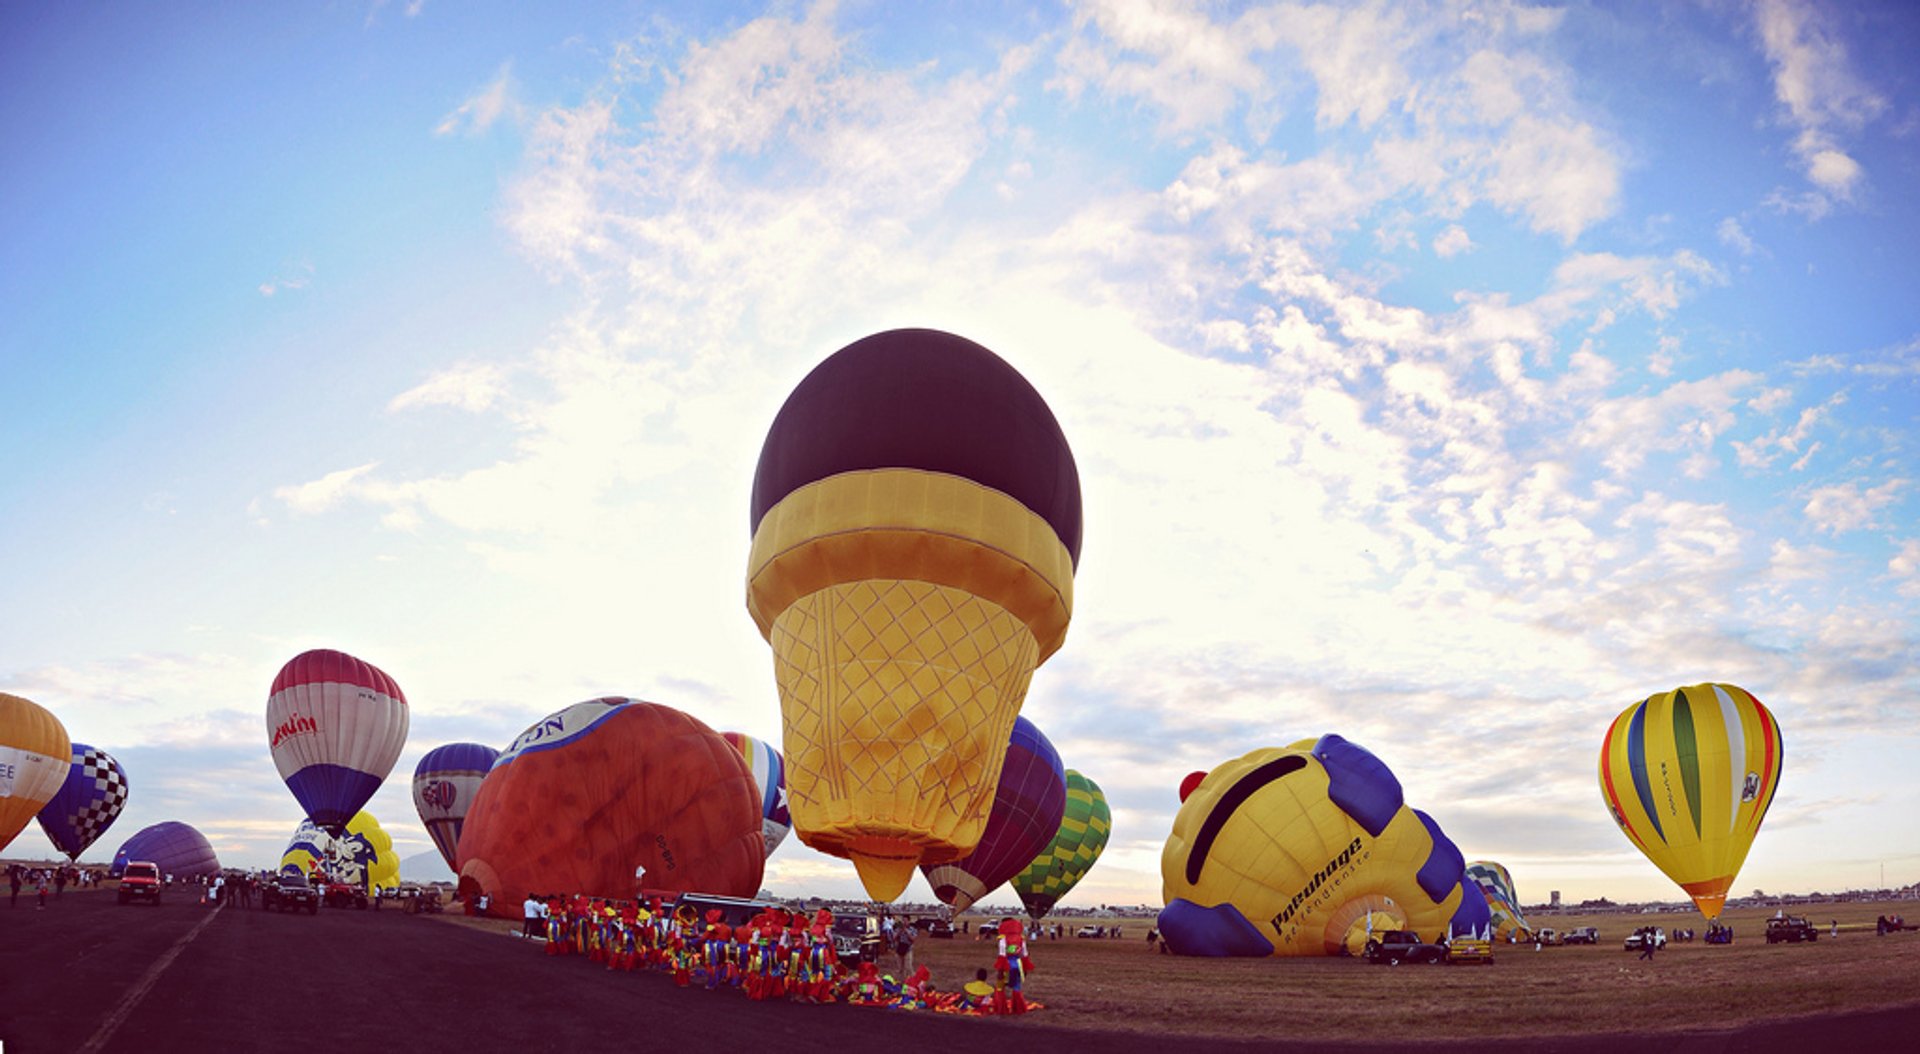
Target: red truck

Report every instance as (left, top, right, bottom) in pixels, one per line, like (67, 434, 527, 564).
(118, 861, 164, 906)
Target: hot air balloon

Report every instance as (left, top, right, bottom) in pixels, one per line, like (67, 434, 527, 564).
(747, 328, 1082, 901)
(267, 649, 409, 833)
(1599, 682, 1782, 920)
(282, 812, 398, 893)
(1157, 736, 1489, 957)
(1011, 769, 1109, 920)
(720, 732, 792, 858)
(2, 692, 72, 854)
(110, 821, 219, 878)
(922, 717, 1067, 913)
(455, 698, 763, 918)
(1464, 860, 1530, 940)
(35, 743, 130, 860)
(413, 742, 499, 872)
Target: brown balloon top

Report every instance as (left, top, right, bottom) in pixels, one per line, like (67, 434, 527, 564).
(750, 328, 1082, 565)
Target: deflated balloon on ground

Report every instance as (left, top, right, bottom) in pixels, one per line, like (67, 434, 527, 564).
(1158, 735, 1489, 957)
(456, 698, 764, 917)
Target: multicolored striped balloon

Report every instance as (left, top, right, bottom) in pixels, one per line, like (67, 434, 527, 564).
(922, 716, 1067, 912)
(267, 649, 409, 832)
(1010, 769, 1109, 919)
(413, 742, 499, 872)
(1598, 683, 1783, 920)
(719, 731, 791, 858)
(1464, 860, 1530, 939)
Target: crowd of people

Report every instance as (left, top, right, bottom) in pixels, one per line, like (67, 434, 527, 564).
(6, 862, 108, 907)
(522, 894, 1039, 1015)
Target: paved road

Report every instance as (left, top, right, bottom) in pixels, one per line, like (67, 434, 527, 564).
(6, 893, 1920, 1053)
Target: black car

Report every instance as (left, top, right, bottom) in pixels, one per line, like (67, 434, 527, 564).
(263, 872, 320, 914)
(830, 913, 878, 964)
(1363, 930, 1445, 965)
(1766, 916, 1819, 944)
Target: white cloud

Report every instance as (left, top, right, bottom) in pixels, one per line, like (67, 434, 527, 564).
(1717, 216, 1757, 255)
(274, 462, 381, 515)
(1804, 478, 1906, 535)
(1753, 0, 1885, 206)
(1733, 392, 1842, 470)
(388, 363, 508, 413)
(1891, 539, 1920, 598)
(436, 64, 519, 137)
(1432, 223, 1473, 257)
(257, 263, 313, 297)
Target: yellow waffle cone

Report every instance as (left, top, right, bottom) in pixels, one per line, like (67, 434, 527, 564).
(771, 578, 1038, 901)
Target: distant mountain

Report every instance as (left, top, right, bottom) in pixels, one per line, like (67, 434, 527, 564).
(399, 849, 455, 884)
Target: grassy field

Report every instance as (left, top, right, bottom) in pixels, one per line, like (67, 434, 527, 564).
(438, 899, 1920, 1043)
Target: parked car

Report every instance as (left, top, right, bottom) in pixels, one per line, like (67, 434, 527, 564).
(669, 892, 779, 930)
(1766, 916, 1819, 944)
(118, 861, 164, 906)
(1364, 931, 1445, 965)
(924, 919, 955, 939)
(322, 882, 369, 910)
(1622, 926, 1667, 951)
(262, 871, 320, 914)
(1075, 925, 1105, 938)
(1532, 928, 1559, 946)
(1563, 926, 1600, 945)
(1445, 934, 1495, 965)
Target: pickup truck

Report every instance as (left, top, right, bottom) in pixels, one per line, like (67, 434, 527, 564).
(323, 882, 369, 910)
(118, 861, 164, 906)
(263, 872, 321, 914)
(1364, 931, 1445, 965)
(1563, 926, 1599, 944)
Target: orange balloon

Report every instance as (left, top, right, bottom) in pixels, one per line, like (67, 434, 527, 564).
(456, 698, 764, 917)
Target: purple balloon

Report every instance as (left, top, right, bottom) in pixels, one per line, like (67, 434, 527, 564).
(921, 716, 1067, 912)
(109, 821, 220, 878)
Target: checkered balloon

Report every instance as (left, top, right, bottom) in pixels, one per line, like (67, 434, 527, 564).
(35, 743, 130, 860)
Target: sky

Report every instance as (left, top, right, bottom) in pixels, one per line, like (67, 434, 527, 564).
(4, 0, 1917, 911)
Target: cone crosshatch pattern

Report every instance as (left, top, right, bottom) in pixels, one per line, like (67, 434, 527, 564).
(772, 578, 1037, 897)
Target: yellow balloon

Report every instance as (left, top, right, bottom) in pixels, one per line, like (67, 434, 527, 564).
(747, 330, 1081, 901)
(1159, 736, 1483, 956)
(1599, 683, 1783, 920)
(281, 810, 400, 892)
(2, 692, 72, 854)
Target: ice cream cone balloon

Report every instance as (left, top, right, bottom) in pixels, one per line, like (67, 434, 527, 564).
(747, 328, 1082, 901)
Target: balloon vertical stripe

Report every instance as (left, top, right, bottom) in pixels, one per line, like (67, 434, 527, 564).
(1598, 718, 1647, 849)
(1625, 701, 1664, 841)
(1672, 689, 1702, 839)
(1713, 685, 1746, 836)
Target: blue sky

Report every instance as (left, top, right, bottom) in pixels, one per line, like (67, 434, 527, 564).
(4, 0, 1917, 910)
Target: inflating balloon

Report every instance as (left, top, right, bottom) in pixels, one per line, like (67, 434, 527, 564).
(1599, 682, 1782, 920)
(922, 717, 1067, 913)
(456, 698, 763, 917)
(720, 731, 792, 858)
(110, 820, 220, 878)
(36, 743, 130, 860)
(413, 742, 499, 872)
(1158, 736, 1489, 956)
(1, 692, 72, 854)
(267, 649, 409, 832)
(282, 812, 399, 892)
(1010, 769, 1109, 919)
(747, 328, 1082, 901)
(1464, 860, 1530, 940)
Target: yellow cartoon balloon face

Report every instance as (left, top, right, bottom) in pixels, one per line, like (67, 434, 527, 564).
(1159, 735, 1487, 957)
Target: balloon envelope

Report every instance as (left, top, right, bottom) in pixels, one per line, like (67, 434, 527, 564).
(110, 821, 219, 878)
(36, 743, 130, 861)
(267, 649, 409, 831)
(413, 742, 499, 872)
(719, 732, 791, 858)
(1157, 736, 1487, 956)
(747, 329, 1083, 901)
(1011, 769, 1110, 920)
(922, 716, 1067, 913)
(282, 812, 399, 891)
(456, 699, 764, 917)
(1599, 683, 1782, 920)
(1, 692, 71, 854)
(1465, 860, 1531, 939)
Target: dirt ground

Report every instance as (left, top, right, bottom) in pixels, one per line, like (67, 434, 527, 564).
(6, 887, 1918, 1053)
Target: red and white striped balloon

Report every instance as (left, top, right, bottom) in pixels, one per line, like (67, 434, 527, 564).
(267, 649, 408, 833)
